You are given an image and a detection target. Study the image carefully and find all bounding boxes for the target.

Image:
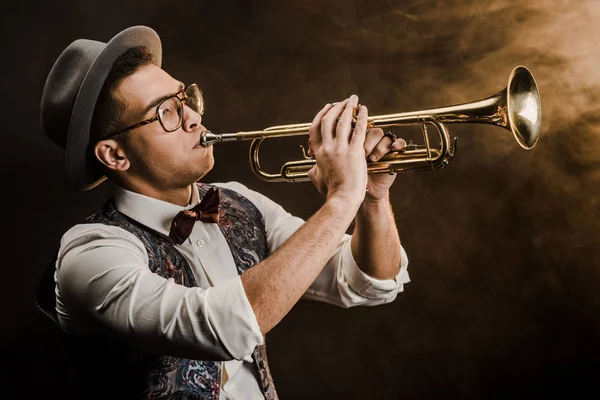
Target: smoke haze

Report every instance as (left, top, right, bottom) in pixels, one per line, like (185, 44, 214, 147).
(2, 0, 600, 398)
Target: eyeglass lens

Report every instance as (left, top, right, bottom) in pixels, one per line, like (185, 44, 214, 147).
(157, 85, 204, 132)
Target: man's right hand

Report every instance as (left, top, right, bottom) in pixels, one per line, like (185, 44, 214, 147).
(307, 95, 368, 210)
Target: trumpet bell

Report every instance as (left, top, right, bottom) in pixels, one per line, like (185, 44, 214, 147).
(507, 66, 542, 150)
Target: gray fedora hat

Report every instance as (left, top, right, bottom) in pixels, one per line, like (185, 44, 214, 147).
(41, 25, 162, 190)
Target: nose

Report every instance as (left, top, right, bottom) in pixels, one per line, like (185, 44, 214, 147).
(182, 104, 203, 132)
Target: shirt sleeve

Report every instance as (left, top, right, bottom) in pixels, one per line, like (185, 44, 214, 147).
(214, 181, 410, 308)
(303, 234, 410, 308)
(55, 223, 263, 363)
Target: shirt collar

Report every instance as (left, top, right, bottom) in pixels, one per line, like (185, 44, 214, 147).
(114, 184, 202, 236)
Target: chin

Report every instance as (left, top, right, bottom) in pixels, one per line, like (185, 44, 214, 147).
(195, 162, 214, 182)
(204, 153, 215, 171)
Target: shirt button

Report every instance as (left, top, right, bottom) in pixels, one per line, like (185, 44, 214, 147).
(196, 239, 206, 247)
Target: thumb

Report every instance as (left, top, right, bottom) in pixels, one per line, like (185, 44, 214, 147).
(307, 138, 314, 157)
(307, 165, 318, 185)
(308, 164, 326, 195)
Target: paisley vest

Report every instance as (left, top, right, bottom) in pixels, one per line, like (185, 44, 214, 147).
(36, 183, 278, 400)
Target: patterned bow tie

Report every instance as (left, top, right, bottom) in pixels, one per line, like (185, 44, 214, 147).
(169, 187, 220, 245)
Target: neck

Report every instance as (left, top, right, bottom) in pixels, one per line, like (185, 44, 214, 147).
(120, 180, 194, 207)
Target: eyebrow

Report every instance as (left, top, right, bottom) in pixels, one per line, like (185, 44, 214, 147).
(141, 82, 185, 116)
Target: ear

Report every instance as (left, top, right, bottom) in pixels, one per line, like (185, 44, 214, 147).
(94, 139, 131, 173)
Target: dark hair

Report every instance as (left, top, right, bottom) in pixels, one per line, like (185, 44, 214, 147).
(88, 46, 154, 179)
(90, 45, 155, 141)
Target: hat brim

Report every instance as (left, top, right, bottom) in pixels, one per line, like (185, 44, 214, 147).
(66, 26, 162, 189)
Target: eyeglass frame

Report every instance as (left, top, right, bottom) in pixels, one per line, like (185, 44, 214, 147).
(105, 83, 204, 138)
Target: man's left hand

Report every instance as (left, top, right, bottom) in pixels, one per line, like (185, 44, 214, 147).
(363, 128, 406, 202)
(307, 127, 405, 201)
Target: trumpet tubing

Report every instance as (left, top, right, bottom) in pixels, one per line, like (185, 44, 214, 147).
(201, 66, 542, 183)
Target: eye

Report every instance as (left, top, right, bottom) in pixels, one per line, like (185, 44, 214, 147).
(159, 106, 170, 117)
(158, 97, 182, 118)
(158, 102, 172, 117)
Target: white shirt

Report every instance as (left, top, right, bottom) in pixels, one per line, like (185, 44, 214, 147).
(54, 181, 410, 399)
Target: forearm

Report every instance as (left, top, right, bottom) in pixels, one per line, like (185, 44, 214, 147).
(351, 193, 402, 280)
(241, 197, 357, 335)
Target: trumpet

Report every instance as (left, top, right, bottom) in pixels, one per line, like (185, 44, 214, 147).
(200, 66, 541, 182)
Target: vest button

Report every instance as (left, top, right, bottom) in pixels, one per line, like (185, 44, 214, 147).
(196, 239, 206, 247)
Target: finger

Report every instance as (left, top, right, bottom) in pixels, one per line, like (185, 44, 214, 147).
(391, 138, 407, 151)
(368, 138, 394, 162)
(320, 99, 349, 146)
(335, 94, 359, 144)
(369, 137, 408, 162)
(309, 103, 333, 151)
(364, 128, 384, 157)
(350, 105, 368, 148)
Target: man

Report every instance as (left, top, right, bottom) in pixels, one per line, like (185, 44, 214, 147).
(37, 25, 410, 399)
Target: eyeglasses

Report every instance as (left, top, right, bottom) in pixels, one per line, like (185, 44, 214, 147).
(107, 83, 204, 137)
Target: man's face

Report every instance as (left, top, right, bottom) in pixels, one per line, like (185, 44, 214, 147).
(114, 64, 214, 190)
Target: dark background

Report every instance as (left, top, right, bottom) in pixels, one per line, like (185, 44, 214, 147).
(3, 0, 600, 398)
